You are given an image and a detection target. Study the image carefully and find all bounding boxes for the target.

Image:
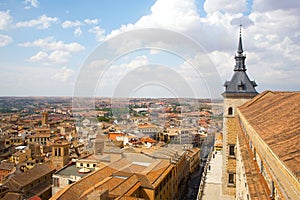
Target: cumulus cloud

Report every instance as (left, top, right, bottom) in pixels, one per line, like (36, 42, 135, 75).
(84, 18, 99, 25)
(16, 14, 58, 29)
(61, 20, 81, 28)
(100, 0, 300, 94)
(20, 37, 84, 65)
(0, 34, 13, 47)
(19, 36, 84, 52)
(23, 0, 39, 9)
(89, 26, 105, 41)
(204, 0, 247, 14)
(0, 10, 12, 30)
(28, 50, 70, 65)
(74, 27, 83, 37)
(52, 66, 74, 82)
(252, 0, 300, 12)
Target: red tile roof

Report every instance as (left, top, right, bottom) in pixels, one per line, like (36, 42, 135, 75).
(239, 91, 300, 179)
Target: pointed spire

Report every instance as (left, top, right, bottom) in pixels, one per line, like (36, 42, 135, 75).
(237, 24, 243, 54)
(234, 24, 246, 71)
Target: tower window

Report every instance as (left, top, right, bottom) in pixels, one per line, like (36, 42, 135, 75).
(229, 145, 235, 156)
(228, 107, 233, 115)
(228, 173, 235, 185)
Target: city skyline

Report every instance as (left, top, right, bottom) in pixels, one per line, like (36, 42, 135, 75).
(0, 0, 300, 97)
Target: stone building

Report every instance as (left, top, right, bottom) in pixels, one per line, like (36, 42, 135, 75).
(41, 112, 48, 127)
(235, 91, 300, 199)
(0, 161, 55, 200)
(50, 141, 70, 170)
(221, 26, 258, 196)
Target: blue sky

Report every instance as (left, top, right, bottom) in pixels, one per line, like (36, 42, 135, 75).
(0, 0, 300, 98)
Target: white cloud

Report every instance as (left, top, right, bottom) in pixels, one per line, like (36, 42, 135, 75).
(28, 51, 48, 63)
(204, 0, 247, 14)
(252, 0, 300, 12)
(48, 50, 71, 64)
(84, 18, 99, 25)
(61, 20, 81, 28)
(28, 50, 71, 65)
(52, 66, 74, 82)
(0, 10, 12, 30)
(23, 0, 39, 8)
(89, 26, 105, 41)
(101, 0, 300, 94)
(0, 34, 13, 47)
(19, 37, 84, 52)
(16, 14, 58, 29)
(20, 37, 84, 65)
(74, 27, 82, 37)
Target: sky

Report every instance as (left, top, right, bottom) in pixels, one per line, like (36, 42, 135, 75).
(0, 0, 300, 98)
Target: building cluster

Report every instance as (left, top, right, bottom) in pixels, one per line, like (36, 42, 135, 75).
(1, 27, 299, 200)
(0, 97, 220, 200)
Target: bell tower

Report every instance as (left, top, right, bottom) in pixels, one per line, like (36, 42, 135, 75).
(222, 25, 258, 196)
(51, 141, 70, 170)
(42, 111, 48, 126)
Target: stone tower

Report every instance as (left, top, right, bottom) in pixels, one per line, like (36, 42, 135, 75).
(222, 26, 258, 196)
(51, 141, 70, 170)
(42, 111, 48, 126)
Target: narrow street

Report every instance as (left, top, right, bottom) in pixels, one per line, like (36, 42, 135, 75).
(186, 132, 215, 200)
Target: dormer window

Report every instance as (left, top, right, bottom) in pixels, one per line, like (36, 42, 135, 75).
(238, 85, 244, 90)
(238, 81, 245, 91)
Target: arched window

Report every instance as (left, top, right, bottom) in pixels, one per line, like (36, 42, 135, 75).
(228, 107, 233, 115)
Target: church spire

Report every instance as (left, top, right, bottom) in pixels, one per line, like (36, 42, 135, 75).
(222, 25, 258, 98)
(237, 24, 243, 54)
(234, 24, 246, 71)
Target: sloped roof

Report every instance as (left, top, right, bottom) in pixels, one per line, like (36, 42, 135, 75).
(238, 91, 300, 179)
(223, 71, 258, 97)
(4, 161, 55, 190)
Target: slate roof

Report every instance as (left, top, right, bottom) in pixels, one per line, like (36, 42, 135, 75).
(222, 27, 258, 98)
(223, 71, 258, 97)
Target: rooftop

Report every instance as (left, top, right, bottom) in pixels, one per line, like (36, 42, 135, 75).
(239, 91, 300, 179)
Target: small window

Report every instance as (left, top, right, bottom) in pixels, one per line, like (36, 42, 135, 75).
(228, 173, 234, 184)
(238, 85, 244, 91)
(87, 164, 90, 167)
(229, 145, 235, 156)
(228, 107, 233, 115)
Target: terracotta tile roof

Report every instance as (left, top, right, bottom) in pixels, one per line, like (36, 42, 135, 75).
(239, 91, 300, 179)
(0, 192, 23, 200)
(237, 118, 269, 199)
(51, 166, 117, 200)
(4, 161, 55, 189)
(0, 162, 15, 171)
(110, 175, 140, 197)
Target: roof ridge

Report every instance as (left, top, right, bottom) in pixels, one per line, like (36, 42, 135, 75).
(240, 91, 272, 108)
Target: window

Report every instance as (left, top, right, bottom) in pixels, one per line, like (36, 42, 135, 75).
(260, 160, 264, 174)
(229, 145, 235, 156)
(228, 173, 234, 185)
(238, 85, 245, 91)
(228, 107, 233, 115)
(93, 164, 96, 168)
(53, 178, 59, 187)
